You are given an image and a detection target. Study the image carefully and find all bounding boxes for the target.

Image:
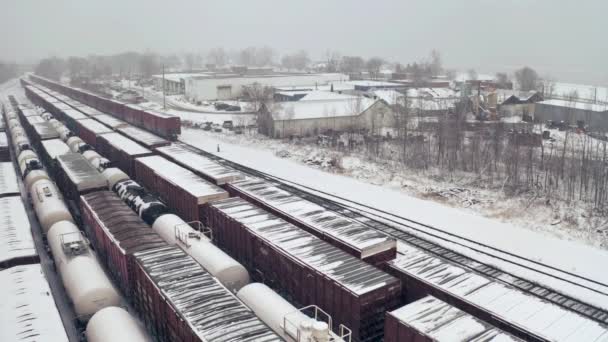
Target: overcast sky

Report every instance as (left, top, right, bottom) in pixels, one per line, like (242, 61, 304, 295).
(2, 0, 606, 85)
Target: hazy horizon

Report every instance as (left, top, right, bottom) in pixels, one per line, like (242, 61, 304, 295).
(2, 0, 607, 85)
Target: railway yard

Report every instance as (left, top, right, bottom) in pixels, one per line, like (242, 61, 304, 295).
(2, 73, 608, 342)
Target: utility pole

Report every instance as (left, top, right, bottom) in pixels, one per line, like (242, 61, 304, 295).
(162, 64, 166, 110)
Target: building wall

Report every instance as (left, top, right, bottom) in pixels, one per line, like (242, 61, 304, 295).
(185, 74, 348, 102)
(534, 103, 608, 130)
(262, 101, 394, 138)
(499, 103, 535, 117)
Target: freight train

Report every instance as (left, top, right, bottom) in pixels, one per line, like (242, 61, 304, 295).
(24, 75, 608, 342)
(15, 88, 354, 342)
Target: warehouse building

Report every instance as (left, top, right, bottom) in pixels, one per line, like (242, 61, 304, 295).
(185, 73, 348, 102)
(258, 92, 393, 138)
(152, 73, 204, 95)
(534, 99, 608, 130)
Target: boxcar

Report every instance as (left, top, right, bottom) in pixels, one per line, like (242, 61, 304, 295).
(0, 196, 39, 269)
(384, 296, 523, 342)
(156, 144, 243, 185)
(80, 191, 166, 296)
(97, 132, 153, 178)
(75, 105, 105, 117)
(75, 118, 113, 148)
(55, 153, 107, 201)
(132, 245, 281, 342)
(93, 114, 128, 129)
(206, 197, 402, 342)
(61, 108, 88, 131)
(387, 243, 608, 341)
(116, 125, 170, 149)
(134, 155, 228, 223)
(226, 178, 397, 265)
(0, 162, 19, 197)
(0, 133, 9, 162)
(39, 139, 71, 175)
(31, 122, 60, 142)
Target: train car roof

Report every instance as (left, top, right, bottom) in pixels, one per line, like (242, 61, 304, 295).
(0, 132, 7, 148)
(134, 245, 281, 342)
(0, 162, 20, 197)
(0, 264, 69, 342)
(32, 122, 60, 140)
(156, 144, 243, 185)
(389, 243, 608, 341)
(116, 126, 168, 147)
(137, 156, 227, 200)
(210, 197, 398, 295)
(0, 197, 37, 268)
(57, 153, 107, 191)
(62, 108, 87, 121)
(228, 178, 396, 256)
(93, 114, 127, 129)
(77, 118, 113, 134)
(41, 139, 71, 160)
(99, 132, 151, 156)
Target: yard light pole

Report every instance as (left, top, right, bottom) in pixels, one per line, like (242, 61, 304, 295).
(162, 64, 166, 110)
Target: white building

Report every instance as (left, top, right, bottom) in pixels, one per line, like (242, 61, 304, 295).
(185, 73, 349, 102)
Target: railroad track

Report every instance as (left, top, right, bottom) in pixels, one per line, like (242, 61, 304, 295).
(179, 139, 608, 326)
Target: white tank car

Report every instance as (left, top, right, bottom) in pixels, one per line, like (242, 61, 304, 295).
(152, 213, 250, 292)
(8, 118, 21, 129)
(66, 136, 84, 152)
(30, 179, 74, 233)
(13, 135, 30, 152)
(25, 170, 51, 192)
(41, 112, 53, 120)
(86, 307, 148, 342)
(238, 283, 342, 342)
(11, 126, 26, 141)
(6, 110, 17, 120)
(101, 168, 129, 190)
(58, 127, 72, 141)
(49, 119, 61, 128)
(47, 221, 121, 321)
(90, 156, 111, 171)
(82, 150, 102, 163)
(17, 150, 38, 172)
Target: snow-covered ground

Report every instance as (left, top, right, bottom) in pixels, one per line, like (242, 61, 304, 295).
(181, 127, 608, 309)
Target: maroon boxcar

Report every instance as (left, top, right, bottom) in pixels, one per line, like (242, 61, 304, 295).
(55, 153, 107, 201)
(226, 178, 397, 266)
(134, 155, 228, 223)
(132, 245, 281, 342)
(97, 132, 153, 177)
(116, 125, 170, 149)
(384, 296, 524, 342)
(205, 197, 402, 342)
(75, 118, 113, 148)
(79, 191, 166, 296)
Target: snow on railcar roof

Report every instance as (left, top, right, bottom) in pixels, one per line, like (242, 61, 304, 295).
(20, 107, 41, 117)
(32, 121, 60, 139)
(25, 115, 46, 125)
(137, 156, 227, 199)
(0, 264, 69, 342)
(62, 108, 87, 121)
(76, 105, 105, 117)
(0, 197, 37, 267)
(0, 132, 8, 148)
(116, 125, 169, 147)
(211, 197, 398, 295)
(390, 244, 608, 341)
(93, 114, 127, 128)
(100, 132, 152, 155)
(390, 296, 522, 341)
(156, 144, 243, 184)
(57, 153, 107, 191)
(0, 162, 19, 197)
(78, 118, 113, 134)
(229, 178, 396, 255)
(41, 139, 70, 159)
(134, 245, 281, 342)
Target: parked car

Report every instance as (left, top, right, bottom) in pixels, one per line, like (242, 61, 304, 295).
(214, 102, 230, 110)
(222, 121, 234, 130)
(203, 122, 212, 131)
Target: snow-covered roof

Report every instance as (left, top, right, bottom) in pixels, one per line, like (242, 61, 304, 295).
(0, 197, 37, 268)
(374, 90, 456, 111)
(271, 96, 378, 120)
(389, 243, 608, 341)
(25, 115, 46, 125)
(390, 296, 522, 341)
(57, 153, 107, 191)
(227, 178, 396, 256)
(454, 72, 495, 82)
(537, 99, 608, 112)
(41, 139, 70, 160)
(137, 156, 227, 200)
(0, 132, 8, 149)
(116, 126, 169, 148)
(155, 144, 244, 185)
(32, 122, 60, 140)
(545, 82, 608, 103)
(0, 162, 19, 197)
(78, 118, 113, 134)
(76, 105, 104, 117)
(298, 90, 358, 102)
(100, 132, 152, 156)
(62, 108, 87, 121)
(210, 197, 398, 295)
(134, 245, 280, 341)
(93, 114, 127, 129)
(0, 264, 69, 342)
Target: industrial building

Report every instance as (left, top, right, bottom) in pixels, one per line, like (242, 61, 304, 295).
(534, 99, 608, 130)
(185, 73, 348, 102)
(258, 91, 393, 138)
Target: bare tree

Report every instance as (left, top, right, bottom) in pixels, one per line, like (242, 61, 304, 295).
(495, 72, 510, 89)
(514, 66, 539, 91)
(281, 50, 309, 71)
(35, 57, 66, 80)
(340, 56, 365, 73)
(429, 49, 442, 76)
(366, 57, 384, 80)
(207, 47, 228, 66)
(467, 68, 478, 81)
(324, 50, 341, 72)
(138, 52, 160, 78)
